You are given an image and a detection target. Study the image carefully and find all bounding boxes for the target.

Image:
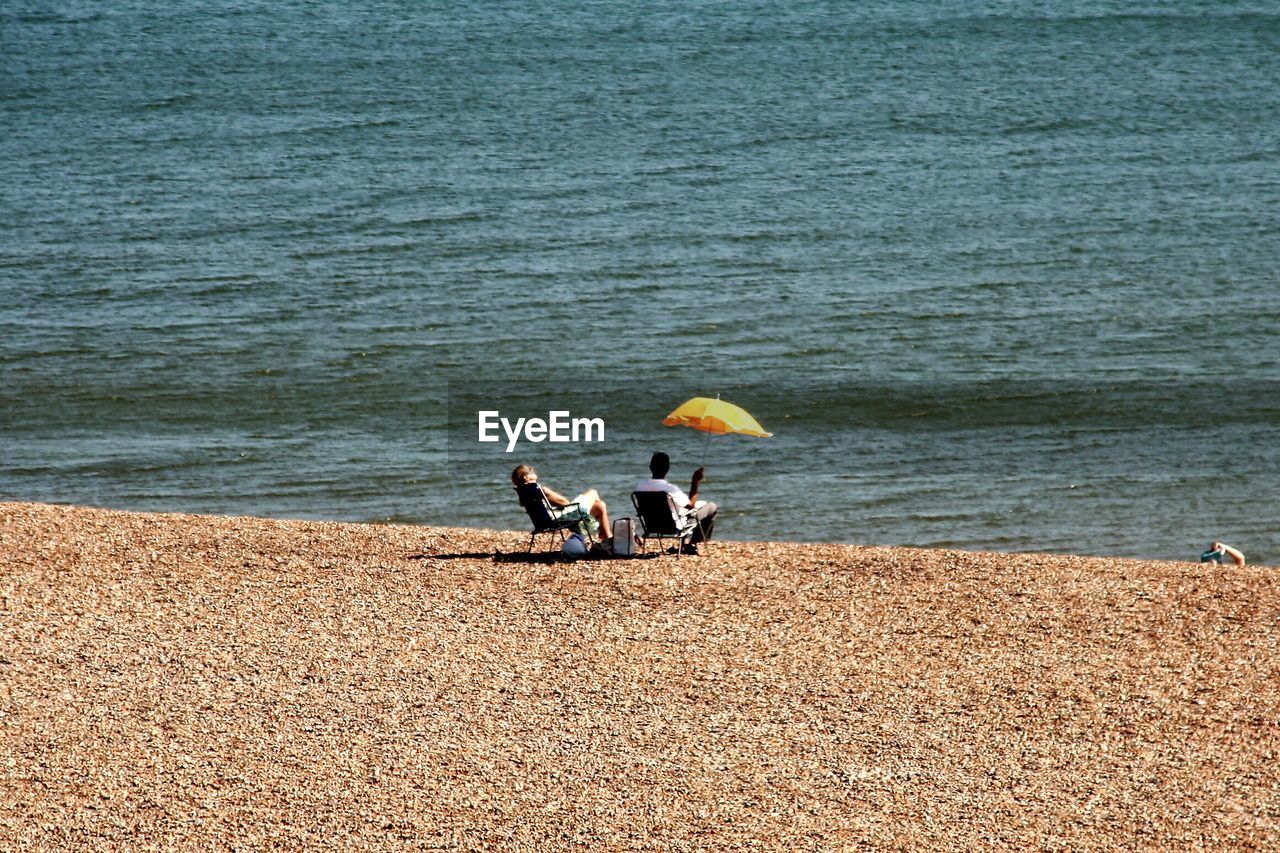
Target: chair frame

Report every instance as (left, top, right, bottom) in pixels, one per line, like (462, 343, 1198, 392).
(631, 491, 703, 557)
(516, 483, 595, 553)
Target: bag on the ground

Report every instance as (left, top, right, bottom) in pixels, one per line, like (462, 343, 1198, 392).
(562, 532, 589, 558)
(612, 517, 640, 557)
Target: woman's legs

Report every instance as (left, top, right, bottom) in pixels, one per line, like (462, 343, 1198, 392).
(579, 488, 610, 535)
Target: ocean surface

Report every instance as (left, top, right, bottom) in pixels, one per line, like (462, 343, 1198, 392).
(3, 0, 1278, 563)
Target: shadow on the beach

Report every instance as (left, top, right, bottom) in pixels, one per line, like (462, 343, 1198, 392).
(410, 551, 664, 564)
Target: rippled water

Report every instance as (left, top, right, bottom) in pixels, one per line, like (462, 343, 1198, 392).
(3, 1, 1278, 561)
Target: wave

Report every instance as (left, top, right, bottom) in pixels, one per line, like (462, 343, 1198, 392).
(11, 12, 105, 25)
(682, 379, 1280, 432)
(139, 94, 198, 111)
(922, 10, 1280, 29)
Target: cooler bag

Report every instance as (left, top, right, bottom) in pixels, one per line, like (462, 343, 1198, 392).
(612, 517, 639, 557)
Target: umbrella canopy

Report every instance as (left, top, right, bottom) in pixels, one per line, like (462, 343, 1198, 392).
(662, 397, 773, 438)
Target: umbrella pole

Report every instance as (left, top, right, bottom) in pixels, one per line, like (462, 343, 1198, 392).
(701, 429, 712, 469)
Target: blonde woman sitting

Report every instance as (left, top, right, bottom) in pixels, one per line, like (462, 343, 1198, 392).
(511, 464, 610, 539)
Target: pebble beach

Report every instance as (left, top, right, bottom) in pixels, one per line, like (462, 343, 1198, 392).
(2, 501, 1277, 849)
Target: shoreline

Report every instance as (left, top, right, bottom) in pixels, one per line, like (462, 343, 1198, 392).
(4, 498, 1257, 568)
(3, 500, 1277, 848)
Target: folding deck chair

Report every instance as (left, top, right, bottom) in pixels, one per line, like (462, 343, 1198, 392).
(516, 482, 595, 552)
(631, 490, 703, 557)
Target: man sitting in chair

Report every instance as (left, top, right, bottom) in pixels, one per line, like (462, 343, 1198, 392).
(635, 452, 717, 554)
(512, 464, 610, 538)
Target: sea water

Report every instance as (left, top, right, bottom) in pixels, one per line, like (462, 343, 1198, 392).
(3, 1, 1278, 562)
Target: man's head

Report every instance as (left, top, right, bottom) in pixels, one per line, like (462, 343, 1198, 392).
(511, 464, 536, 486)
(649, 452, 670, 479)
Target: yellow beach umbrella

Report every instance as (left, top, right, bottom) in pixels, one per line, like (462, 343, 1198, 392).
(662, 396, 773, 438)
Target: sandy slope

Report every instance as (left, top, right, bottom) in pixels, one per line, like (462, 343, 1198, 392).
(1, 502, 1277, 850)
